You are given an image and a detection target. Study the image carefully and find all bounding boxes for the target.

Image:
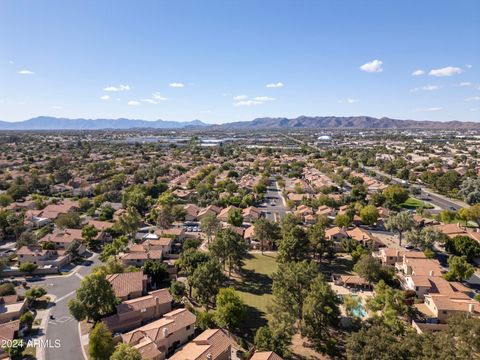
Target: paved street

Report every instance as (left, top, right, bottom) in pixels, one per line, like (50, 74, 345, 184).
(31, 253, 101, 360)
(260, 178, 287, 222)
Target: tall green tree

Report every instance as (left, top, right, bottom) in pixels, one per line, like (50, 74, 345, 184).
(110, 344, 141, 360)
(308, 220, 332, 261)
(385, 211, 415, 246)
(88, 322, 114, 360)
(68, 272, 117, 322)
(201, 213, 221, 244)
(209, 228, 248, 277)
(189, 259, 226, 307)
(271, 260, 318, 322)
(227, 208, 243, 227)
(253, 218, 280, 254)
(301, 275, 341, 354)
(278, 225, 309, 263)
(444, 256, 475, 281)
(214, 287, 246, 330)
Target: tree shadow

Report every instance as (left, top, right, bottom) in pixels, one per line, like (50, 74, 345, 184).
(238, 303, 268, 342)
(235, 268, 273, 296)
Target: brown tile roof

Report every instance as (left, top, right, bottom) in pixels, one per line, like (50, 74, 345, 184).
(106, 271, 146, 299)
(169, 328, 234, 360)
(251, 351, 284, 360)
(0, 320, 20, 342)
(39, 228, 83, 245)
(118, 289, 172, 314)
(122, 308, 196, 344)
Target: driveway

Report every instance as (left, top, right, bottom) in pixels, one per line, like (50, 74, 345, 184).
(31, 253, 101, 360)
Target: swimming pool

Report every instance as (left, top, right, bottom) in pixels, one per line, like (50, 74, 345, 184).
(340, 295, 367, 318)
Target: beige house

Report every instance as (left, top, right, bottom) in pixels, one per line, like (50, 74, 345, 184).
(373, 248, 426, 266)
(169, 328, 235, 360)
(421, 294, 480, 323)
(106, 271, 149, 301)
(0, 320, 20, 359)
(39, 228, 86, 253)
(121, 308, 196, 360)
(0, 296, 26, 323)
(250, 351, 283, 360)
(103, 289, 173, 333)
(16, 246, 70, 268)
(242, 206, 261, 223)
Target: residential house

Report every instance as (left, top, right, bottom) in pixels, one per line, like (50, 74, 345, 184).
(169, 328, 236, 360)
(88, 220, 114, 242)
(0, 296, 26, 323)
(184, 204, 200, 221)
(217, 206, 239, 223)
(250, 351, 283, 360)
(121, 308, 196, 360)
(39, 229, 86, 254)
(103, 289, 173, 333)
(16, 246, 70, 268)
(0, 320, 20, 359)
(373, 248, 427, 266)
(197, 205, 222, 220)
(242, 206, 261, 223)
(420, 294, 480, 323)
(106, 271, 149, 301)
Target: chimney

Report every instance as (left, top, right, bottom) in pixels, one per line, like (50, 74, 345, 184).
(163, 328, 168, 337)
(207, 354, 213, 360)
(429, 270, 434, 277)
(155, 296, 160, 317)
(469, 303, 475, 313)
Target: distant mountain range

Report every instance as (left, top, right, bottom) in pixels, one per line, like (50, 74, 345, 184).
(0, 116, 206, 130)
(216, 116, 480, 130)
(0, 115, 479, 130)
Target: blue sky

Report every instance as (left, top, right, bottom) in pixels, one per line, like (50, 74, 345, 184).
(0, 0, 479, 123)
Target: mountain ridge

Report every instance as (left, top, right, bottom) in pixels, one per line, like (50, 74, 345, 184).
(0, 115, 479, 130)
(0, 116, 206, 130)
(214, 116, 480, 129)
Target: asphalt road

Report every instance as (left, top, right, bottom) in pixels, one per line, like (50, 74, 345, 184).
(282, 134, 468, 212)
(260, 178, 287, 222)
(30, 253, 101, 360)
(361, 165, 467, 211)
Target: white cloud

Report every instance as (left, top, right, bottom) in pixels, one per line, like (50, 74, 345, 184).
(346, 98, 360, 104)
(18, 70, 34, 75)
(266, 82, 284, 88)
(104, 84, 130, 92)
(412, 69, 425, 76)
(415, 107, 443, 112)
(410, 85, 441, 92)
(152, 92, 167, 101)
(429, 66, 463, 77)
(127, 100, 141, 106)
(465, 64, 473, 69)
(359, 59, 383, 73)
(51, 106, 62, 110)
(233, 95, 248, 101)
(100, 95, 110, 100)
(465, 96, 480, 102)
(233, 100, 263, 107)
(253, 96, 275, 101)
(140, 99, 157, 104)
(458, 82, 480, 90)
(169, 83, 185, 88)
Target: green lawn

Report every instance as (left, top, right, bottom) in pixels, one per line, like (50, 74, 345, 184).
(401, 197, 433, 210)
(234, 253, 278, 340)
